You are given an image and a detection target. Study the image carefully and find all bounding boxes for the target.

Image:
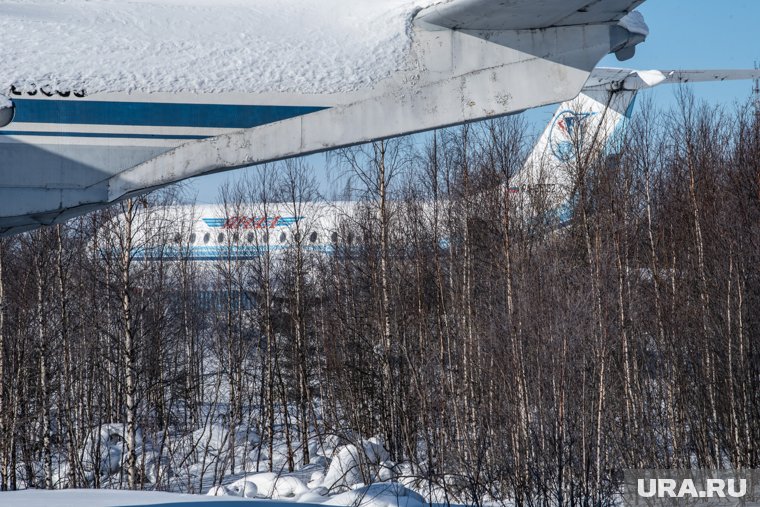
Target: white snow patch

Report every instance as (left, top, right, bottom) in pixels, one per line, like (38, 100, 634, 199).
(0, 0, 441, 95)
(241, 481, 259, 498)
(634, 70, 667, 88)
(619, 11, 649, 37)
(362, 437, 391, 465)
(209, 475, 427, 507)
(325, 482, 427, 507)
(206, 485, 235, 497)
(320, 438, 392, 491)
(0, 488, 252, 506)
(0, 94, 11, 109)
(81, 423, 144, 476)
(323, 444, 364, 490)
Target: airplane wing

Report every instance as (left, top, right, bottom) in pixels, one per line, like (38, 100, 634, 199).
(0, 0, 649, 235)
(585, 67, 760, 90)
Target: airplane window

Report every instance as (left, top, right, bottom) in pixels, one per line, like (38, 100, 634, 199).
(279, 232, 287, 243)
(309, 231, 317, 243)
(347, 233, 354, 245)
(331, 232, 338, 243)
(232, 232, 240, 243)
(173, 233, 181, 243)
(247, 232, 254, 243)
(217, 233, 225, 243)
(203, 233, 210, 244)
(189, 233, 196, 244)
(263, 230, 269, 243)
(294, 232, 301, 242)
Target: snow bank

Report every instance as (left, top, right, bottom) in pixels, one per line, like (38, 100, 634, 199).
(201, 434, 436, 507)
(8, 425, 457, 507)
(323, 445, 364, 490)
(322, 438, 391, 490)
(5, 485, 429, 507)
(220, 473, 310, 499)
(26, 410, 452, 507)
(0, 488, 251, 506)
(325, 482, 427, 507)
(0, 94, 11, 109)
(211, 474, 427, 507)
(0, 0, 440, 95)
(81, 423, 144, 477)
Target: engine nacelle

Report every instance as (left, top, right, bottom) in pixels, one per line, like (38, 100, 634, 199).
(0, 97, 13, 128)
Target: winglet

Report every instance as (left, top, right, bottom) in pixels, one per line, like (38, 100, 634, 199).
(611, 12, 649, 61)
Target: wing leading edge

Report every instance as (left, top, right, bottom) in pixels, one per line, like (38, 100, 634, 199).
(415, 0, 646, 31)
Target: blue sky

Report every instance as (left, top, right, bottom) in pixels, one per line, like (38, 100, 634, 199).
(188, 0, 760, 202)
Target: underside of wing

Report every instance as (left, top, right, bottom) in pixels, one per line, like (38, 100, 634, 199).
(416, 0, 647, 31)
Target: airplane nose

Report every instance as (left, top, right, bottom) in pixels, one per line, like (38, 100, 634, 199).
(0, 97, 14, 128)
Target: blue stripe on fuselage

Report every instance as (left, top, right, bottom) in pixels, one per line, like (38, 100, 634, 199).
(201, 218, 227, 227)
(0, 130, 207, 140)
(11, 99, 327, 129)
(133, 244, 335, 261)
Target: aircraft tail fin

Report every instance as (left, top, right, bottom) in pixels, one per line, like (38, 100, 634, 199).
(515, 67, 760, 221)
(517, 88, 638, 192)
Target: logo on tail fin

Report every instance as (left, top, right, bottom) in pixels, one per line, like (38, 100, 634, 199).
(549, 110, 596, 162)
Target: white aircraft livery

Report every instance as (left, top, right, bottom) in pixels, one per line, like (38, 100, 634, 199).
(132, 202, 342, 262)
(128, 66, 760, 262)
(0, 0, 650, 236)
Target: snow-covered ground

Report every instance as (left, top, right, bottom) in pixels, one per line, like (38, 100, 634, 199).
(1, 480, 434, 507)
(1, 485, 433, 507)
(0, 347, 459, 507)
(3, 411, 457, 507)
(1, 434, 446, 506)
(0, 0, 440, 95)
(0, 488, 253, 506)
